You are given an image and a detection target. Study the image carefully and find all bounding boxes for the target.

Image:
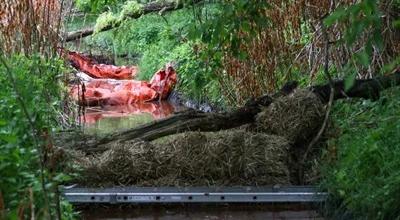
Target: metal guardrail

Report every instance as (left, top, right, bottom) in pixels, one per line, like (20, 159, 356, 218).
(61, 185, 327, 204)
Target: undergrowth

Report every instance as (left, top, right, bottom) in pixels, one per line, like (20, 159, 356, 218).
(322, 87, 400, 220)
(0, 55, 77, 219)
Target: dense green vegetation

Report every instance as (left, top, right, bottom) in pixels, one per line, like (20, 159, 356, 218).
(0, 0, 398, 219)
(324, 87, 400, 219)
(0, 55, 77, 219)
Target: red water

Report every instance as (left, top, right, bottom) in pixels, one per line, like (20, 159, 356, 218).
(81, 101, 182, 124)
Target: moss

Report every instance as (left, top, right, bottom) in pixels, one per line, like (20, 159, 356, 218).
(94, 12, 118, 33)
(119, 1, 144, 20)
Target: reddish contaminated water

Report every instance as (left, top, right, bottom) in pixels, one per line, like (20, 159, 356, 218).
(81, 101, 186, 135)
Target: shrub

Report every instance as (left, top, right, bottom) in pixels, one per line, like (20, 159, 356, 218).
(322, 87, 400, 219)
(0, 55, 77, 219)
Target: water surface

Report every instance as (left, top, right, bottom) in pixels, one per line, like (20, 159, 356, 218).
(82, 101, 186, 135)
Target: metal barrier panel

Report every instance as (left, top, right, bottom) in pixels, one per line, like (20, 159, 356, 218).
(61, 185, 327, 204)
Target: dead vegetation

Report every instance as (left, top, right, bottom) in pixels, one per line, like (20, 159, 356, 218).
(255, 89, 325, 144)
(69, 131, 291, 187)
(220, 0, 399, 105)
(0, 0, 63, 54)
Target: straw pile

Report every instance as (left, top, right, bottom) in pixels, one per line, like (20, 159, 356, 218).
(255, 89, 325, 144)
(74, 130, 291, 187)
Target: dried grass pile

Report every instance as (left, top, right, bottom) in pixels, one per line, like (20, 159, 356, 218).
(255, 89, 325, 144)
(74, 130, 291, 187)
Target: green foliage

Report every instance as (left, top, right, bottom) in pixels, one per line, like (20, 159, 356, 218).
(74, 0, 150, 13)
(65, 14, 98, 32)
(322, 87, 400, 219)
(74, 0, 93, 12)
(0, 55, 77, 219)
(188, 1, 270, 63)
(75, 0, 120, 12)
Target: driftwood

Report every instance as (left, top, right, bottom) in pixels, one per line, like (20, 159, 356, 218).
(75, 71, 400, 153)
(65, 0, 202, 42)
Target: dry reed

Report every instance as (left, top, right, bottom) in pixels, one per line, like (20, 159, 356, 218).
(219, 0, 399, 106)
(0, 0, 63, 55)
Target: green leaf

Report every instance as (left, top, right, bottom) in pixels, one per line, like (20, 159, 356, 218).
(355, 50, 370, 67)
(344, 72, 357, 91)
(324, 7, 347, 26)
(0, 120, 6, 126)
(0, 133, 17, 143)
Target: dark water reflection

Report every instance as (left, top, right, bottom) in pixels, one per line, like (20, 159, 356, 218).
(80, 204, 323, 220)
(82, 101, 186, 135)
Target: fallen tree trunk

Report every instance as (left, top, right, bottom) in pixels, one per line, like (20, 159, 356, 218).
(79, 71, 400, 152)
(65, 0, 202, 42)
(311, 71, 400, 102)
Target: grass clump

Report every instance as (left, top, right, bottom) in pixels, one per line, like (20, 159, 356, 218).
(322, 87, 400, 219)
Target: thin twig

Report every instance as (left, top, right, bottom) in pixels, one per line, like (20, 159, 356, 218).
(299, 19, 335, 184)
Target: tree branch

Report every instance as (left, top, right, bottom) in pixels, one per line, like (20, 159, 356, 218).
(299, 20, 334, 184)
(64, 0, 202, 42)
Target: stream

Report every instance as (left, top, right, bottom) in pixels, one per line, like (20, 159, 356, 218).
(81, 101, 186, 135)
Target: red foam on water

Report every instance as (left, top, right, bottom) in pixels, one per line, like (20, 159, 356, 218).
(67, 51, 177, 106)
(67, 51, 138, 80)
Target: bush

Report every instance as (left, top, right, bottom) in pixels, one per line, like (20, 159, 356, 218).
(0, 55, 77, 219)
(322, 87, 400, 219)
